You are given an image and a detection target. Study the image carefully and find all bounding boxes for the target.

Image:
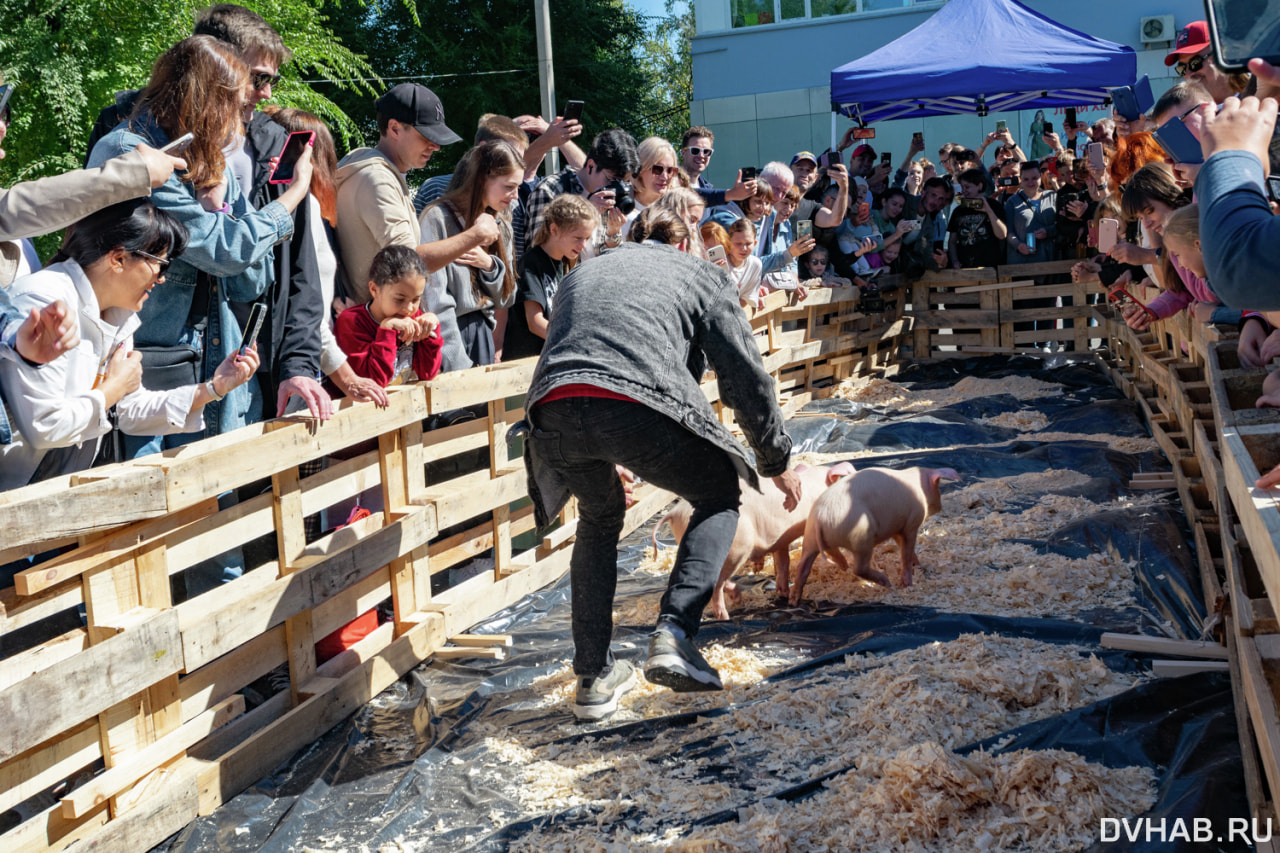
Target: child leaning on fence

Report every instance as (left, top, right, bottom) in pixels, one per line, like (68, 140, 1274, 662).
(333, 245, 443, 391)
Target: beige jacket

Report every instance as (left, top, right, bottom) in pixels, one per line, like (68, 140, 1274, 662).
(334, 147, 418, 301)
(0, 150, 151, 286)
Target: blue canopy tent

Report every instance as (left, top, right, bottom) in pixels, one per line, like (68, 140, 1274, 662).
(830, 0, 1138, 124)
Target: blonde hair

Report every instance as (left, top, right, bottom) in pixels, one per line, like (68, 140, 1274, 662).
(634, 136, 678, 198)
(1157, 203, 1200, 297)
(530, 194, 598, 272)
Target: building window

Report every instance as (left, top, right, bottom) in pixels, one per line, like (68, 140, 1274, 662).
(732, 0, 920, 28)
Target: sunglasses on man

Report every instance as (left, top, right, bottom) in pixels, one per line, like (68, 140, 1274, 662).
(1174, 53, 1210, 77)
(251, 71, 282, 90)
(684, 146, 713, 157)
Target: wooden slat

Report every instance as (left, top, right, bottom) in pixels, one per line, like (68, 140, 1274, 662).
(0, 609, 182, 762)
(61, 695, 244, 819)
(0, 466, 167, 551)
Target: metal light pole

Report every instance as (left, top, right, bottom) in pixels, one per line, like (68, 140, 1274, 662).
(534, 0, 558, 175)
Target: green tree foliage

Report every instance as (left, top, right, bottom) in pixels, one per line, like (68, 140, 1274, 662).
(319, 0, 676, 180)
(637, 0, 694, 143)
(0, 0, 379, 186)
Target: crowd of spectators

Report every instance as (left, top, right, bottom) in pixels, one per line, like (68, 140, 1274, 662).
(1, 9, 1280, 496)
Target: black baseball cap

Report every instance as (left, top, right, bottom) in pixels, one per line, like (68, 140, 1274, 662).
(375, 83, 462, 146)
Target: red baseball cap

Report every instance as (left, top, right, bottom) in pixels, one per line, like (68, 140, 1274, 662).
(851, 144, 876, 159)
(1164, 20, 1210, 66)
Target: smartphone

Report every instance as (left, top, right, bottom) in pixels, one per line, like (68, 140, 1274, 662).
(961, 197, 984, 210)
(741, 166, 758, 181)
(817, 149, 836, 170)
(1065, 108, 1077, 129)
(1109, 75, 1154, 122)
(852, 126, 876, 139)
(998, 176, 1018, 187)
(858, 202, 870, 219)
(902, 219, 921, 231)
(1268, 175, 1280, 204)
(995, 119, 1008, 134)
(1087, 141, 1106, 171)
(912, 131, 923, 143)
(0, 84, 13, 118)
(706, 244, 727, 263)
(1205, 0, 1280, 73)
(1042, 121, 1054, 136)
(796, 219, 813, 240)
(1153, 115, 1205, 165)
(562, 100, 584, 124)
(880, 152, 892, 165)
(239, 302, 267, 354)
(1026, 232, 1036, 251)
(268, 130, 315, 184)
(1098, 218, 1120, 254)
(161, 132, 194, 155)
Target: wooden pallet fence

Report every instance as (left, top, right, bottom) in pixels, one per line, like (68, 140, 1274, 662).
(0, 286, 892, 853)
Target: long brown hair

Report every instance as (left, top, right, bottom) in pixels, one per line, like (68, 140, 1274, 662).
(264, 106, 337, 226)
(530, 194, 597, 273)
(133, 36, 248, 191)
(436, 140, 523, 303)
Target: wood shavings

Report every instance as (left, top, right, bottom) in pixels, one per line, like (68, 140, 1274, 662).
(503, 635, 1145, 852)
(834, 375, 1063, 410)
(980, 410, 1050, 431)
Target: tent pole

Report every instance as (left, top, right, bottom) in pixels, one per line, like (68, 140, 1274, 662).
(831, 111, 837, 153)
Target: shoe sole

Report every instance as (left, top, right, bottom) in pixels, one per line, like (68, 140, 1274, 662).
(644, 654, 723, 693)
(571, 666, 639, 721)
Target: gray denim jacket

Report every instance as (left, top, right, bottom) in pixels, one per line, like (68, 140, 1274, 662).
(523, 242, 792, 528)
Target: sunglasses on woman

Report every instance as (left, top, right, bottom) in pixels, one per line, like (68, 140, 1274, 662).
(650, 164, 679, 178)
(1174, 53, 1210, 77)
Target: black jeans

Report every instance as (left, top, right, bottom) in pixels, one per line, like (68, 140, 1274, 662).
(531, 397, 741, 676)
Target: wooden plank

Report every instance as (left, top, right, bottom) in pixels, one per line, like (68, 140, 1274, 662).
(450, 633, 513, 647)
(0, 609, 181, 762)
(1100, 633, 1228, 659)
(1222, 428, 1280, 627)
(164, 491, 274, 576)
(0, 627, 88, 689)
(61, 695, 244, 819)
(14, 498, 218, 597)
(144, 388, 428, 512)
(425, 362, 536, 412)
(179, 627, 286, 723)
(425, 467, 527, 530)
(1239, 635, 1280, 801)
(0, 466, 167, 551)
(0, 577, 82, 633)
(433, 646, 504, 660)
(0, 719, 100, 816)
(1150, 659, 1230, 677)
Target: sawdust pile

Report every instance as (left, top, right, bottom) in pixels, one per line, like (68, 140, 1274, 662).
(1022, 431, 1159, 453)
(981, 409, 1051, 431)
(499, 634, 1146, 852)
(834, 375, 1064, 410)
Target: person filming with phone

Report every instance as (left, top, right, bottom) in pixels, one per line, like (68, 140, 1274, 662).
(0, 199, 258, 490)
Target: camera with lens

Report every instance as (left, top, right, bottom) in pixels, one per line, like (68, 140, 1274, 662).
(603, 179, 636, 215)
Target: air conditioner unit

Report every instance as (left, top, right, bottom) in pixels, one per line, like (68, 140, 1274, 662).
(1140, 15, 1175, 44)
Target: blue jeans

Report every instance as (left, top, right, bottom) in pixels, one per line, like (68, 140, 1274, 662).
(531, 397, 741, 676)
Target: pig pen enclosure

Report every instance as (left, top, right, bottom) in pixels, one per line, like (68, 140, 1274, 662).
(0, 262, 1274, 853)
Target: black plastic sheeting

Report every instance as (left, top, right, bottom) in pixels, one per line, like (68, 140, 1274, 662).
(154, 355, 1248, 853)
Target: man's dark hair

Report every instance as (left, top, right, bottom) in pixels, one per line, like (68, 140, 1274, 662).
(681, 125, 714, 148)
(1152, 79, 1213, 123)
(921, 176, 952, 196)
(194, 4, 291, 65)
(1020, 159, 1041, 174)
(958, 168, 987, 187)
(951, 148, 979, 166)
(368, 244, 428, 288)
(587, 128, 640, 179)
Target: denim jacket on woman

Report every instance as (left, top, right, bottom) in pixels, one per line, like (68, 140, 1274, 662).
(87, 111, 294, 435)
(523, 242, 792, 528)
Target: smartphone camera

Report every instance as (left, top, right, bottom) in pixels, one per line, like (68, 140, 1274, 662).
(1266, 176, 1280, 204)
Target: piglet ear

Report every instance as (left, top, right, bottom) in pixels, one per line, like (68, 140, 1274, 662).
(827, 462, 856, 486)
(930, 468, 960, 489)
